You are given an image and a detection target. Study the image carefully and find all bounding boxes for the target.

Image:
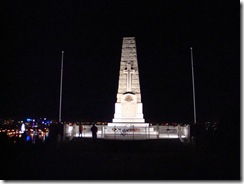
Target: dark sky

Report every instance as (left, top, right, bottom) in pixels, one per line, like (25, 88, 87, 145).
(0, 0, 240, 124)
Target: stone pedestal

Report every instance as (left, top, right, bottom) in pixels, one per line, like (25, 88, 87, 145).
(107, 122, 149, 127)
(113, 93, 144, 123)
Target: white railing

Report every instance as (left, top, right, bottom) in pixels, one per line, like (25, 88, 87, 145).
(64, 124, 190, 142)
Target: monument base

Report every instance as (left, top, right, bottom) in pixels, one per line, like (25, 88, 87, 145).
(112, 118, 145, 123)
(105, 122, 157, 139)
(107, 122, 149, 127)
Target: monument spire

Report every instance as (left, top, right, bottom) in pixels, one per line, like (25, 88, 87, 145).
(112, 37, 145, 123)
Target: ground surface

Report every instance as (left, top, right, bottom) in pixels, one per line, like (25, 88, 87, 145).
(2, 137, 240, 181)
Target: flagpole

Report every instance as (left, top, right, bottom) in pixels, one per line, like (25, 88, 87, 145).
(59, 51, 64, 123)
(190, 47, 197, 124)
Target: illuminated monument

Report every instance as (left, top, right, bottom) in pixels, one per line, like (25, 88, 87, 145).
(109, 37, 148, 127)
(64, 37, 190, 141)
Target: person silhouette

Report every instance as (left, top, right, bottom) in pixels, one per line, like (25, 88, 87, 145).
(90, 124, 98, 141)
(79, 123, 83, 137)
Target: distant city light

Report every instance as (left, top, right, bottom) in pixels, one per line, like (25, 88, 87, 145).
(20, 123, 25, 133)
(26, 135, 31, 141)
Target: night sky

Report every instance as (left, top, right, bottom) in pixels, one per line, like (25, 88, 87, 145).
(0, 1, 240, 124)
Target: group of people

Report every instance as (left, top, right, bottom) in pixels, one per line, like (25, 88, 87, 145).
(48, 122, 98, 142)
(78, 123, 98, 141)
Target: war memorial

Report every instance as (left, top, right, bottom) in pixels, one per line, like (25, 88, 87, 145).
(2, 37, 239, 180)
(64, 37, 190, 141)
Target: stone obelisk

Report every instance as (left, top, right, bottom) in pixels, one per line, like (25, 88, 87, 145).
(111, 37, 146, 126)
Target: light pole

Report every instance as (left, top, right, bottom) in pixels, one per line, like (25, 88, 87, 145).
(59, 51, 65, 141)
(190, 47, 197, 125)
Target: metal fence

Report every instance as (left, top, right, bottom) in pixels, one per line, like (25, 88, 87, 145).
(64, 124, 190, 142)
